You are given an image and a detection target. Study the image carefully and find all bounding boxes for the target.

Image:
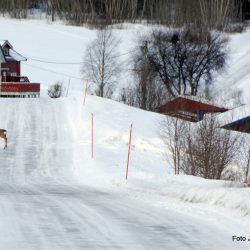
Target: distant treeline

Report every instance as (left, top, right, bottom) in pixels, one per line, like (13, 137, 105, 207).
(0, 0, 245, 29)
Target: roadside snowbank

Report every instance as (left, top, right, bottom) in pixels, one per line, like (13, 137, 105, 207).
(116, 174, 250, 216)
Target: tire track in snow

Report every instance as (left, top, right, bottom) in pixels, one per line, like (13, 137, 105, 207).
(0, 183, 247, 250)
(0, 99, 76, 182)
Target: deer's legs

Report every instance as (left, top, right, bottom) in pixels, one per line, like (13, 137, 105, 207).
(3, 137, 7, 149)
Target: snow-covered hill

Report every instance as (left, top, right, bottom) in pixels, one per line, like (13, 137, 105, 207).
(0, 17, 250, 249)
(0, 95, 166, 184)
(1, 17, 249, 102)
(0, 18, 141, 95)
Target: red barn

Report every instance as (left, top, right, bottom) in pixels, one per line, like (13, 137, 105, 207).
(0, 40, 40, 98)
(159, 96, 229, 122)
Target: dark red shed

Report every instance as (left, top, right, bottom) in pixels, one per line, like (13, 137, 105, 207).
(159, 96, 229, 122)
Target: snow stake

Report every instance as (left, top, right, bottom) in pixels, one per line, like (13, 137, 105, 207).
(91, 113, 94, 159)
(66, 78, 71, 97)
(83, 79, 89, 105)
(125, 124, 133, 180)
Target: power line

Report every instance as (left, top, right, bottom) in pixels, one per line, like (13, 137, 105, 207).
(23, 62, 82, 80)
(22, 47, 140, 79)
(24, 63, 136, 82)
(112, 48, 139, 59)
(27, 57, 81, 64)
(24, 48, 139, 65)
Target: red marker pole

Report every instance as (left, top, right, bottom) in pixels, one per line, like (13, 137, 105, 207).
(91, 113, 94, 159)
(83, 79, 89, 105)
(125, 124, 133, 180)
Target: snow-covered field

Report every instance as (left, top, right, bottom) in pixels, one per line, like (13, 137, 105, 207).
(0, 17, 250, 249)
(0, 18, 142, 96)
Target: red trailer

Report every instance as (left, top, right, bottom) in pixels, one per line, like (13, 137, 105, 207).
(0, 40, 40, 98)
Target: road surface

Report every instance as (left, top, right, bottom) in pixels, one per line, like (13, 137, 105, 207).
(0, 182, 243, 250)
(0, 99, 247, 250)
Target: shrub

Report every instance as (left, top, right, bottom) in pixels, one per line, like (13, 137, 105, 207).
(48, 82, 63, 98)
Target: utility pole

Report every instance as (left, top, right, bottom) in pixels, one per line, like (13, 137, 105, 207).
(205, 68, 212, 100)
(141, 40, 148, 110)
(51, 0, 55, 22)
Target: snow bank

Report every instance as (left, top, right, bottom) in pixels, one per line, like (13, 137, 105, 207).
(119, 174, 250, 216)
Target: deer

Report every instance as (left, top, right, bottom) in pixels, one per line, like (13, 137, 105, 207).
(0, 129, 7, 149)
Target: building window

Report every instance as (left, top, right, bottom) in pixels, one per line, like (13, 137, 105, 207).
(2, 72, 6, 82)
(3, 48, 9, 56)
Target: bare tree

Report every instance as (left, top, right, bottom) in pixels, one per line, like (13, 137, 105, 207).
(82, 28, 121, 98)
(160, 116, 189, 175)
(198, 0, 244, 30)
(48, 81, 63, 98)
(132, 40, 169, 111)
(182, 115, 241, 179)
(146, 28, 228, 98)
(0, 0, 244, 28)
(119, 86, 138, 107)
(161, 113, 241, 179)
(237, 136, 250, 185)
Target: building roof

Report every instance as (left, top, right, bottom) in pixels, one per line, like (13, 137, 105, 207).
(0, 40, 26, 62)
(0, 40, 13, 49)
(0, 47, 6, 63)
(222, 116, 250, 133)
(218, 104, 250, 134)
(7, 49, 27, 62)
(159, 96, 229, 122)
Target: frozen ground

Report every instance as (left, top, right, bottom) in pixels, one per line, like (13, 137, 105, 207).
(0, 18, 249, 249)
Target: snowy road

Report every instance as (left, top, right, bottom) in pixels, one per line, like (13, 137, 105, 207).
(0, 98, 248, 250)
(0, 183, 243, 250)
(0, 17, 249, 250)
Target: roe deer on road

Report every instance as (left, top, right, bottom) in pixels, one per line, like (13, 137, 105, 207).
(0, 129, 7, 149)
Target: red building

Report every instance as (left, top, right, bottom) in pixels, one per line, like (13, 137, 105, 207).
(159, 96, 229, 122)
(0, 40, 40, 98)
(220, 105, 250, 134)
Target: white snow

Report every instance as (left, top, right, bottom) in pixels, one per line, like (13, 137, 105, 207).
(0, 17, 249, 249)
(217, 103, 250, 126)
(213, 28, 250, 104)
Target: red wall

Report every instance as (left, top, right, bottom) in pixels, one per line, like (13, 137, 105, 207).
(1, 61, 21, 77)
(1, 83, 40, 92)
